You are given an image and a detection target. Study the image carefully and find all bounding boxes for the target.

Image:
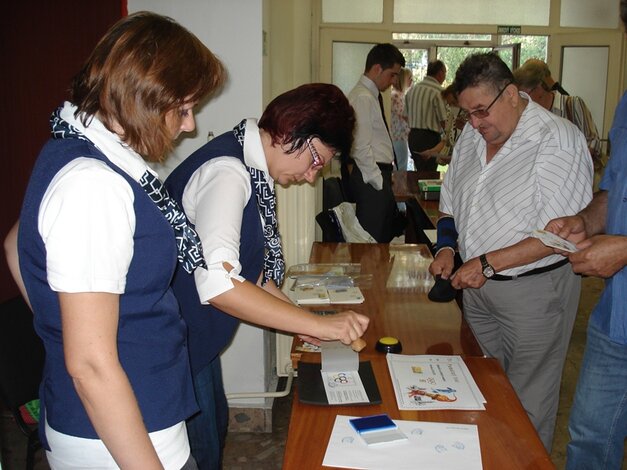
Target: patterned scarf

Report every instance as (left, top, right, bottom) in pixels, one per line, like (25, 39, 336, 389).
(233, 119, 285, 287)
(50, 108, 207, 274)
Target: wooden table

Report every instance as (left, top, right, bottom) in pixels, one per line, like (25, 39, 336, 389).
(284, 356, 553, 470)
(291, 243, 482, 362)
(284, 243, 552, 469)
(392, 171, 440, 228)
(391, 170, 439, 202)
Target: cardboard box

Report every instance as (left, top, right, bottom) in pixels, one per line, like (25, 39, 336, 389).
(418, 179, 442, 201)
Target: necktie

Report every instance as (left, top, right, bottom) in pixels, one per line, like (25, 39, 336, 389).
(378, 93, 398, 169)
(50, 107, 207, 274)
(378, 93, 390, 130)
(233, 120, 285, 287)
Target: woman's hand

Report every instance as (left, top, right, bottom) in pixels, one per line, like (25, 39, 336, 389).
(315, 310, 369, 345)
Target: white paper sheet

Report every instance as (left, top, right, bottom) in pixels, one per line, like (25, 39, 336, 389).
(386, 354, 485, 410)
(320, 341, 368, 404)
(322, 415, 482, 470)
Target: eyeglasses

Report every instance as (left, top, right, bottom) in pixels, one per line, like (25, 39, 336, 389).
(467, 82, 512, 119)
(306, 137, 325, 170)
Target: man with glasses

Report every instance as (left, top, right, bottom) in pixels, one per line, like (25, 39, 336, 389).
(429, 52, 593, 452)
(345, 43, 407, 242)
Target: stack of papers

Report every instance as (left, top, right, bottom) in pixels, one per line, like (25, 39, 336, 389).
(323, 415, 482, 470)
(290, 286, 365, 305)
(386, 355, 486, 410)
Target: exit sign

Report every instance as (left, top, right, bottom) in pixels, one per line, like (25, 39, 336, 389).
(497, 25, 522, 34)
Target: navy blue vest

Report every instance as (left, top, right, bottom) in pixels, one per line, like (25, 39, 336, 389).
(18, 138, 197, 446)
(165, 131, 264, 374)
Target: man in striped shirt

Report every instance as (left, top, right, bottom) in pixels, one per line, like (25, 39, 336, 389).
(404, 60, 448, 171)
(429, 52, 593, 452)
(513, 60, 602, 170)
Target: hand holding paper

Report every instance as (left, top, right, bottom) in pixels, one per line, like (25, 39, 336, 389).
(531, 229, 579, 253)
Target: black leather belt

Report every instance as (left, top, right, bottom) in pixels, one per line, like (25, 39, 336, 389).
(491, 258, 569, 281)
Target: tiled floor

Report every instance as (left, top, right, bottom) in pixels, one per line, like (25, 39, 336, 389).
(1, 277, 624, 469)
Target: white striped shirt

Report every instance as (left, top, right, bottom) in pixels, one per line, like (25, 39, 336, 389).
(348, 75, 394, 190)
(551, 91, 602, 166)
(404, 76, 447, 131)
(440, 97, 593, 276)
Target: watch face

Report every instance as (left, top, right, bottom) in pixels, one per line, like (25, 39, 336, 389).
(483, 265, 495, 278)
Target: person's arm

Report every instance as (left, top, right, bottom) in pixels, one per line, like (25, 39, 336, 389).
(545, 191, 608, 243)
(450, 238, 554, 289)
(452, 127, 594, 290)
(567, 235, 627, 278)
(428, 212, 457, 279)
(210, 268, 368, 344)
(3, 220, 32, 308)
(188, 159, 369, 344)
(60, 292, 163, 470)
(350, 93, 383, 190)
(545, 191, 624, 278)
(435, 94, 448, 133)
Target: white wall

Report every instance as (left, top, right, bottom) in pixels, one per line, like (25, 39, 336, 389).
(130, 0, 264, 177)
(128, 0, 273, 405)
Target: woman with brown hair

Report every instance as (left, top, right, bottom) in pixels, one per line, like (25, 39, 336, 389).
(12, 11, 225, 469)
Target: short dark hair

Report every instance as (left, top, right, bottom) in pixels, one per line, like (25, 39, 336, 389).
(453, 52, 514, 96)
(365, 43, 405, 73)
(427, 60, 446, 77)
(258, 83, 356, 161)
(71, 11, 226, 162)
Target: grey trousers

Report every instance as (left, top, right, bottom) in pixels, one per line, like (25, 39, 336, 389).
(463, 263, 580, 452)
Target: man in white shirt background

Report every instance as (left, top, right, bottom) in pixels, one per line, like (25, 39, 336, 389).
(345, 43, 407, 242)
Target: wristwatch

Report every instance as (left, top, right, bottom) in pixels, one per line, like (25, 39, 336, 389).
(479, 254, 495, 279)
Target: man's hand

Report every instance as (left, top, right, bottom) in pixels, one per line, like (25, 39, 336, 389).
(450, 257, 486, 289)
(545, 215, 587, 246)
(429, 249, 455, 279)
(567, 235, 627, 278)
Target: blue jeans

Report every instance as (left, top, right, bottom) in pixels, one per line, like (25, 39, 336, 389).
(566, 323, 627, 469)
(186, 356, 229, 470)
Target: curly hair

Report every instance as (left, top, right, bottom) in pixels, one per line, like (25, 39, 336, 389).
(71, 11, 226, 162)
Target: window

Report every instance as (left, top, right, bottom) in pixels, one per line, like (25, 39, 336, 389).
(393, 0, 550, 26)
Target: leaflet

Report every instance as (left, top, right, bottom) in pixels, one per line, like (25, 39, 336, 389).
(386, 354, 485, 411)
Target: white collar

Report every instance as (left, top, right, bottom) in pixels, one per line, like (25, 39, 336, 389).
(59, 101, 158, 182)
(243, 118, 274, 185)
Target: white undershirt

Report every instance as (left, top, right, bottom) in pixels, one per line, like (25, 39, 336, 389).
(182, 119, 271, 303)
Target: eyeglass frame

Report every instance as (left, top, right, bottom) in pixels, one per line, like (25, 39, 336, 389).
(466, 81, 512, 120)
(306, 136, 326, 170)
